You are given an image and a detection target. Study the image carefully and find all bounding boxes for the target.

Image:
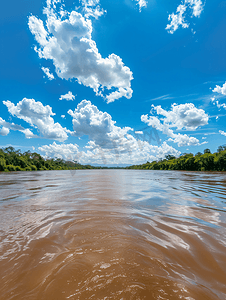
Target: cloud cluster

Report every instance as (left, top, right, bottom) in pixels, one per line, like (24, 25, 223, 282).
(152, 103, 209, 130)
(213, 82, 226, 96)
(28, 0, 133, 103)
(3, 98, 70, 141)
(166, 0, 204, 34)
(59, 91, 75, 101)
(211, 96, 226, 110)
(141, 103, 208, 146)
(81, 0, 105, 19)
(39, 142, 79, 160)
(38, 140, 181, 165)
(66, 99, 181, 164)
(0, 117, 35, 138)
(68, 99, 134, 151)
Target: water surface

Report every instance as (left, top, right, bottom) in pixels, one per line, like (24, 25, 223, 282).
(0, 170, 226, 300)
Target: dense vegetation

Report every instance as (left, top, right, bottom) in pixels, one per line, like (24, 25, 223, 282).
(126, 146, 226, 171)
(2, 145, 226, 173)
(0, 147, 97, 172)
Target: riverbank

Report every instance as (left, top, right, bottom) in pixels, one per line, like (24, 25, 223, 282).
(126, 147, 226, 171)
(0, 146, 98, 172)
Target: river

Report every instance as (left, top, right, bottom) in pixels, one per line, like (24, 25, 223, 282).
(0, 170, 226, 300)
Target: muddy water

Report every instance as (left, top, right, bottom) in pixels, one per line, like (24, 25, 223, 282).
(0, 170, 226, 300)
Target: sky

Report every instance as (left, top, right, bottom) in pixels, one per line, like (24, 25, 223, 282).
(1, 0, 226, 166)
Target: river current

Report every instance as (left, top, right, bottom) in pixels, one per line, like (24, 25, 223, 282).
(0, 170, 226, 300)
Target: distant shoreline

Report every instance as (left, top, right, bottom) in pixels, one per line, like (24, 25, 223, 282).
(1, 146, 226, 172)
(126, 147, 226, 172)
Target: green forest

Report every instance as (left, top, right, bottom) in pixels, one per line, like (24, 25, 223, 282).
(1, 145, 226, 172)
(0, 147, 97, 172)
(126, 146, 226, 171)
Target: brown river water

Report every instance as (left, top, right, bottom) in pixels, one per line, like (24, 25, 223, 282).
(0, 170, 226, 300)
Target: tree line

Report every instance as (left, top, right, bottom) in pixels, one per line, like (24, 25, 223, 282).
(0, 147, 98, 172)
(126, 146, 226, 171)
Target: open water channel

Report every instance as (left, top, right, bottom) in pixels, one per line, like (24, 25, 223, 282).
(0, 170, 226, 300)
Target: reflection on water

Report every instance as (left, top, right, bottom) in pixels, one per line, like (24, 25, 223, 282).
(0, 170, 226, 300)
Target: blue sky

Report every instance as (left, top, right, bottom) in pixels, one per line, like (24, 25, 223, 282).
(1, 0, 226, 166)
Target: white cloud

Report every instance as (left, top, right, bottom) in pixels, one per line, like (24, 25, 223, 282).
(68, 99, 134, 150)
(0, 127, 10, 136)
(167, 133, 200, 147)
(219, 130, 226, 137)
(81, 140, 181, 165)
(141, 114, 200, 147)
(59, 91, 75, 101)
(39, 142, 80, 161)
(211, 96, 226, 110)
(0, 117, 36, 138)
(28, 0, 133, 103)
(152, 103, 208, 130)
(166, 4, 188, 34)
(61, 115, 65, 119)
(190, 0, 203, 17)
(213, 82, 226, 96)
(81, 0, 105, 19)
(141, 103, 208, 147)
(20, 128, 36, 139)
(166, 0, 204, 34)
(29, 100, 181, 165)
(3, 98, 70, 142)
(41, 67, 54, 80)
(135, 0, 148, 12)
(38, 140, 181, 165)
(0, 117, 23, 131)
(66, 99, 181, 164)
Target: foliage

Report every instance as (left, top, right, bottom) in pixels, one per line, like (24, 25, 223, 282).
(126, 145, 226, 172)
(0, 147, 99, 172)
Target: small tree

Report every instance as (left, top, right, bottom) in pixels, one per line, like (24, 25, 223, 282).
(196, 152, 202, 156)
(217, 146, 224, 152)
(0, 157, 6, 171)
(165, 155, 176, 160)
(204, 148, 211, 154)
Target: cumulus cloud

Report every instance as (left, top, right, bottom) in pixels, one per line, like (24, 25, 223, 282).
(39, 142, 80, 161)
(219, 130, 226, 137)
(3, 98, 70, 142)
(38, 139, 181, 165)
(28, 0, 133, 103)
(141, 103, 208, 147)
(0, 117, 36, 138)
(81, 140, 181, 165)
(213, 82, 226, 96)
(59, 91, 75, 101)
(20, 128, 36, 139)
(0, 127, 10, 136)
(24, 99, 181, 165)
(68, 99, 134, 151)
(41, 67, 54, 80)
(141, 114, 200, 147)
(66, 99, 181, 164)
(166, 0, 204, 34)
(167, 133, 200, 147)
(151, 103, 209, 130)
